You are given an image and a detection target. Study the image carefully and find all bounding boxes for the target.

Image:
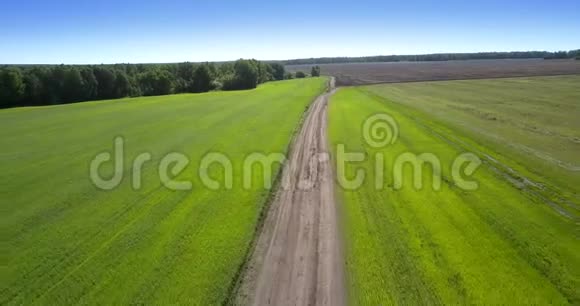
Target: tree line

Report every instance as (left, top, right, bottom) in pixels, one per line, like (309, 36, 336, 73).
(282, 49, 580, 65)
(0, 59, 290, 108)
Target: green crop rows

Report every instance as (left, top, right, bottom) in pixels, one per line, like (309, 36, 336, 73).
(1, 77, 327, 304)
(328, 76, 579, 304)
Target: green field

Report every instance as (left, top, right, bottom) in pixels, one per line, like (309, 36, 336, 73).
(0, 77, 327, 304)
(329, 76, 579, 304)
(365, 75, 580, 208)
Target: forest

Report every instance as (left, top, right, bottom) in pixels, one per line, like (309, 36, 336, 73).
(0, 59, 287, 108)
(282, 49, 580, 65)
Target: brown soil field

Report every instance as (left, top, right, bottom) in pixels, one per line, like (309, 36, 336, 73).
(286, 59, 580, 86)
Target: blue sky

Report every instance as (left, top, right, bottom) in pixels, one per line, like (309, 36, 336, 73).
(1, 0, 579, 64)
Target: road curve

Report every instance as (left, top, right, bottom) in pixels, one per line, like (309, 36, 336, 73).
(236, 77, 345, 305)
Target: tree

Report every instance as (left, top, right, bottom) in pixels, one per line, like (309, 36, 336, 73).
(311, 66, 321, 77)
(0, 68, 25, 107)
(218, 62, 234, 76)
(61, 67, 85, 102)
(138, 69, 173, 96)
(270, 63, 285, 80)
(113, 70, 132, 98)
(23, 69, 44, 105)
(223, 59, 259, 90)
(255, 60, 273, 83)
(175, 62, 196, 92)
(284, 72, 294, 79)
(47, 65, 67, 103)
(80, 68, 98, 100)
(93, 67, 116, 99)
(236, 59, 259, 89)
(295, 71, 306, 78)
(192, 64, 212, 93)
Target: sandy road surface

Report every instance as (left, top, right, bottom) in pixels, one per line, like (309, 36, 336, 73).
(235, 78, 345, 305)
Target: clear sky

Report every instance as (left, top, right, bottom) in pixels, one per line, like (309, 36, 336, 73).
(1, 0, 579, 64)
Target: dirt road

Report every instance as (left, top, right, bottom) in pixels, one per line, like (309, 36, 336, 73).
(236, 78, 345, 305)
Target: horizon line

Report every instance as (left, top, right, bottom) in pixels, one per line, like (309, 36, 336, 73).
(2, 48, 577, 66)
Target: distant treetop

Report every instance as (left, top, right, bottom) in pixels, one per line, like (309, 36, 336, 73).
(281, 49, 580, 65)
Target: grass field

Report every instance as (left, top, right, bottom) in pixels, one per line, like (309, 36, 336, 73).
(0, 77, 327, 304)
(328, 75, 579, 304)
(363, 75, 580, 215)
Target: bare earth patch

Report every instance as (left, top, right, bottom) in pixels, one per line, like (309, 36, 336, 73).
(286, 59, 580, 86)
(235, 78, 345, 305)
